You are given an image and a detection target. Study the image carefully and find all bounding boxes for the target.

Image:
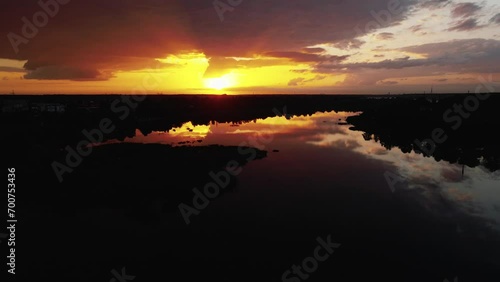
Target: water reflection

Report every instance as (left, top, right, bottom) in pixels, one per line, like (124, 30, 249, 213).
(99, 110, 500, 230)
(99, 111, 356, 147)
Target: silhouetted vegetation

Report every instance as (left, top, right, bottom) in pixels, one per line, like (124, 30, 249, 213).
(347, 94, 500, 172)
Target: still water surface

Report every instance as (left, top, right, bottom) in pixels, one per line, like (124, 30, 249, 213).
(94, 110, 500, 281)
(101, 110, 500, 231)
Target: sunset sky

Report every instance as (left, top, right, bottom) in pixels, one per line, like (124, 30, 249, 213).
(1, 0, 499, 94)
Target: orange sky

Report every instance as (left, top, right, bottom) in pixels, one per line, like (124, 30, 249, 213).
(1, 0, 499, 94)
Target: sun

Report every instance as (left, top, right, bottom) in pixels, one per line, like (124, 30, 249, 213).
(204, 74, 236, 91)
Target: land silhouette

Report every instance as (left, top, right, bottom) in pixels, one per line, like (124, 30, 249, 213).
(2, 94, 500, 282)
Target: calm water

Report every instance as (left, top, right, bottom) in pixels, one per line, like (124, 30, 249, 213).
(85, 110, 500, 281)
(101, 110, 500, 231)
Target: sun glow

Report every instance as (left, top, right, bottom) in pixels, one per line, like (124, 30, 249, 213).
(204, 74, 236, 90)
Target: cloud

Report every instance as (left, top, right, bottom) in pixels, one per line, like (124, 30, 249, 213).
(265, 52, 349, 63)
(367, 147, 389, 155)
(202, 53, 337, 78)
(316, 39, 500, 84)
(419, 0, 451, 9)
(287, 75, 326, 86)
(491, 13, 500, 24)
(290, 69, 309, 74)
(203, 55, 297, 78)
(330, 139, 360, 150)
(0, 66, 25, 73)
(409, 24, 423, 33)
(0, 0, 416, 80)
(203, 57, 238, 78)
(401, 38, 500, 58)
(440, 167, 463, 182)
(302, 48, 326, 54)
(318, 56, 424, 72)
(331, 39, 365, 50)
(378, 80, 399, 85)
(288, 78, 306, 86)
(451, 2, 482, 18)
(305, 75, 327, 82)
(377, 32, 395, 40)
(23, 66, 112, 81)
(447, 18, 483, 31)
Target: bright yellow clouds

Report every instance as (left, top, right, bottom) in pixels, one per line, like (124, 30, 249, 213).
(0, 53, 344, 94)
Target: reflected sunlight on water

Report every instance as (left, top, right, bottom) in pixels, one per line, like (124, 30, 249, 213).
(97, 110, 500, 229)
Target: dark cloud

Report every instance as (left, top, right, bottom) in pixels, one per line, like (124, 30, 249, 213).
(0, 0, 416, 80)
(451, 2, 482, 18)
(302, 47, 326, 54)
(318, 56, 424, 72)
(203, 57, 239, 78)
(316, 39, 500, 83)
(23, 66, 112, 81)
(331, 39, 365, 50)
(401, 39, 500, 58)
(447, 18, 483, 31)
(265, 52, 349, 63)
(0, 66, 25, 72)
(491, 13, 500, 24)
